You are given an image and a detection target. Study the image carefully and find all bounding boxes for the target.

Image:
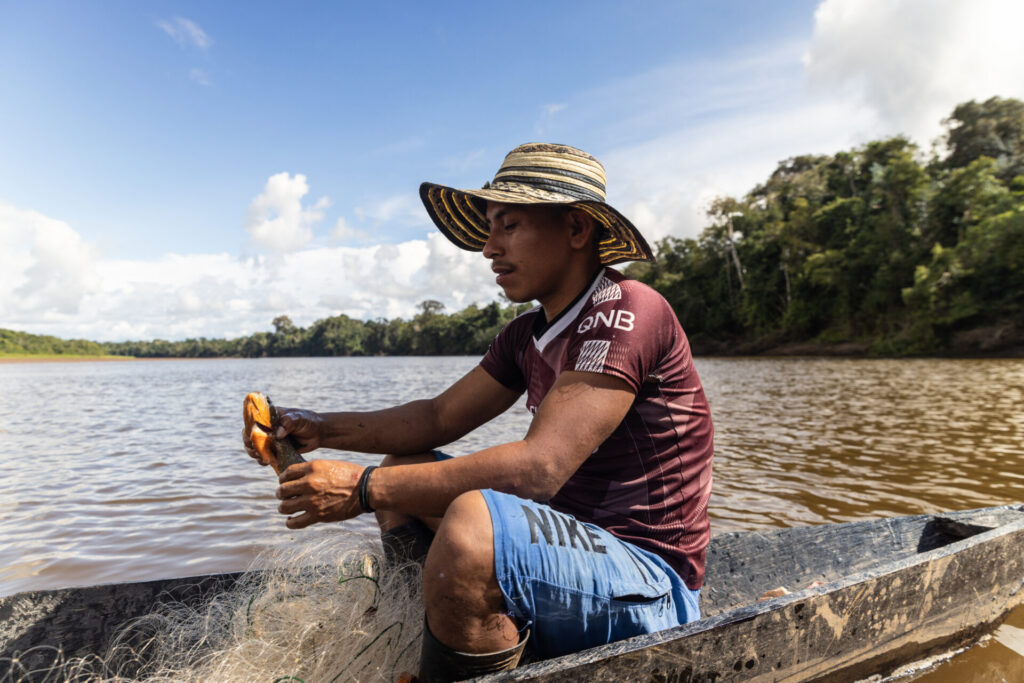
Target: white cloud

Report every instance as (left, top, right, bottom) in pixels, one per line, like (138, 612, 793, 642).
(0, 203, 100, 320)
(540, 0, 1023, 245)
(246, 173, 329, 252)
(535, 102, 568, 136)
(156, 16, 212, 50)
(353, 193, 428, 228)
(560, 43, 877, 242)
(283, 234, 495, 323)
(330, 216, 370, 243)
(10, 0, 1023, 343)
(805, 0, 1024, 147)
(604, 96, 877, 242)
(1, 202, 499, 342)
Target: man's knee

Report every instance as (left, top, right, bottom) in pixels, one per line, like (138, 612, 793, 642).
(426, 491, 494, 581)
(422, 491, 518, 655)
(437, 491, 492, 553)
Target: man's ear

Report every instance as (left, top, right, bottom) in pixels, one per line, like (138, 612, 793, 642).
(566, 209, 597, 250)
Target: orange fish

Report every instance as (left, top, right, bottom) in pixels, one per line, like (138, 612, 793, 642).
(243, 392, 307, 475)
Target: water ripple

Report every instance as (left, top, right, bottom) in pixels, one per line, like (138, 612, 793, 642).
(1, 356, 1022, 598)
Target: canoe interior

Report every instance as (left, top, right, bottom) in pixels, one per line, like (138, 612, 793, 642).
(700, 506, 1023, 617)
(2, 506, 1022, 682)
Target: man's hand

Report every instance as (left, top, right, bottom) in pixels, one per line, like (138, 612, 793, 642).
(274, 408, 324, 453)
(275, 460, 365, 529)
(241, 407, 324, 466)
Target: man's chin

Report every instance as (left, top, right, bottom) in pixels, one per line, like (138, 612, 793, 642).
(499, 286, 532, 304)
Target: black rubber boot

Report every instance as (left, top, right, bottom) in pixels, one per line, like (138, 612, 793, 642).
(381, 520, 435, 567)
(417, 619, 529, 682)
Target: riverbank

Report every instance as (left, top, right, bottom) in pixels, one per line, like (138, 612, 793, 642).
(0, 354, 135, 364)
(691, 321, 1024, 359)
(4, 344, 1024, 364)
(5, 319, 1024, 363)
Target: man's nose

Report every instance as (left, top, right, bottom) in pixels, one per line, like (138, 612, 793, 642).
(482, 230, 502, 258)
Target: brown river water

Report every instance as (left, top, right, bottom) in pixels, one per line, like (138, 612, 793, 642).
(1, 356, 1022, 680)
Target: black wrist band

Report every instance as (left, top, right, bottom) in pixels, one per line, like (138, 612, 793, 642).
(357, 465, 378, 513)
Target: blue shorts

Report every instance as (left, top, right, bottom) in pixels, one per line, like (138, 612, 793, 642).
(433, 452, 701, 658)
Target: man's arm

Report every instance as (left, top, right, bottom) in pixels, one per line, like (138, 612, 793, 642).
(275, 371, 634, 528)
(245, 366, 521, 461)
(318, 365, 522, 454)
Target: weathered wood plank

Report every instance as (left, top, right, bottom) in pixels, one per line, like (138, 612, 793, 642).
(484, 505, 1024, 682)
(0, 572, 243, 677)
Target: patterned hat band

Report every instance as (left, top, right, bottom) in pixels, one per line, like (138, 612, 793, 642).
(420, 143, 654, 266)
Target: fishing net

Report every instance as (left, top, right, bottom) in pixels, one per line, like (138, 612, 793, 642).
(3, 534, 424, 682)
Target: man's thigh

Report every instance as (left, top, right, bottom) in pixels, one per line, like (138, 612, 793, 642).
(479, 490, 700, 659)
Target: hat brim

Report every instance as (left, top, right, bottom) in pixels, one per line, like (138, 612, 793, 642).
(419, 182, 655, 266)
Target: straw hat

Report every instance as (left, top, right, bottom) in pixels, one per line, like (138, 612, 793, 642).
(419, 143, 655, 265)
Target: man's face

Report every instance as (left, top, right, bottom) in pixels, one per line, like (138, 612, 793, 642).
(483, 202, 573, 304)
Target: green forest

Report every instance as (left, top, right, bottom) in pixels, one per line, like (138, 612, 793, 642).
(103, 302, 526, 358)
(0, 328, 113, 358)
(624, 97, 1024, 356)
(3, 98, 1022, 359)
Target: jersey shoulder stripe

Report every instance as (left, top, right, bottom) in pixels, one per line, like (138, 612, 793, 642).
(575, 339, 611, 373)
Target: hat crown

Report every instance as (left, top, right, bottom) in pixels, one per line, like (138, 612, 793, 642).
(419, 141, 655, 266)
(491, 143, 607, 203)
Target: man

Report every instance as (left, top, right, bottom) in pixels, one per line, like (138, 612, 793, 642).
(243, 143, 714, 681)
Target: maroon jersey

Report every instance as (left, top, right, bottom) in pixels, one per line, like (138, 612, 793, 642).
(480, 268, 714, 589)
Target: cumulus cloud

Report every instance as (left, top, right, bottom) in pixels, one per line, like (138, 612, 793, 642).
(281, 234, 495, 323)
(0, 203, 99, 321)
(1, 202, 498, 342)
(246, 173, 329, 251)
(156, 16, 212, 50)
(805, 0, 1024, 146)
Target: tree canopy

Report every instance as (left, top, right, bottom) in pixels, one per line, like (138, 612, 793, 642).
(624, 97, 1024, 355)
(81, 300, 527, 359)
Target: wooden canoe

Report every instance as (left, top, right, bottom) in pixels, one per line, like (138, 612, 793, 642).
(2, 505, 1022, 682)
(488, 504, 1024, 682)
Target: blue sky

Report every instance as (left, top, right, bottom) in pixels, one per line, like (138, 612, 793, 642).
(2, 1, 1022, 341)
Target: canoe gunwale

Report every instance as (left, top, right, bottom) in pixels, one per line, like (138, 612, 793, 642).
(482, 504, 1024, 681)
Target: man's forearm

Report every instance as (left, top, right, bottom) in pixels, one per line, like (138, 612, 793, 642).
(317, 398, 449, 455)
(310, 366, 519, 457)
(368, 441, 561, 518)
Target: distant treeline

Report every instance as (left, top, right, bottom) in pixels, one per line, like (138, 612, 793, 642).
(3, 98, 1022, 359)
(625, 96, 1024, 355)
(96, 301, 526, 358)
(0, 328, 111, 357)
